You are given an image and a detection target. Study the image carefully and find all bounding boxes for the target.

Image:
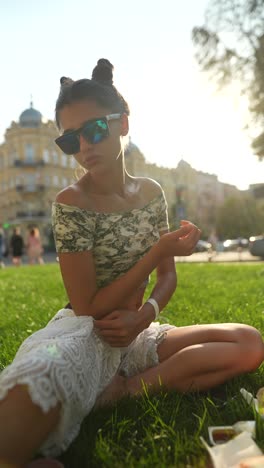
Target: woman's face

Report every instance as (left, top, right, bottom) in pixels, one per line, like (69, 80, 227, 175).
(58, 99, 127, 173)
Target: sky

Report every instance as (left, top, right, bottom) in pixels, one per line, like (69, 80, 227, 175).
(0, 0, 263, 190)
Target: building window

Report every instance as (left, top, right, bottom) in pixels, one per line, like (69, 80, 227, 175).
(26, 174, 36, 185)
(45, 175, 50, 186)
(53, 175, 59, 186)
(70, 157, 77, 169)
(25, 144, 35, 162)
(53, 151, 59, 165)
(62, 154, 67, 167)
(24, 174, 36, 191)
(43, 149, 50, 163)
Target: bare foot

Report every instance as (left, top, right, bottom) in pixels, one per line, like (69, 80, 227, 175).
(95, 375, 128, 407)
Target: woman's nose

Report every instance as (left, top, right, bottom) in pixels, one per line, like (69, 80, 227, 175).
(79, 133, 93, 151)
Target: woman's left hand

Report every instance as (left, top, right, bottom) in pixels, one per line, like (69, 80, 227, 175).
(94, 309, 141, 347)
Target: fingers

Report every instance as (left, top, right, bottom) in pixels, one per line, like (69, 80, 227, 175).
(96, 328, 126, 337)
(183, 226, 201, 254)
(170, 221, 201, 255)
(171, 224, 195, 240)
(94, 319, 120, 329)
(172, 222, 200, 241)
(94, 311, 121, 329)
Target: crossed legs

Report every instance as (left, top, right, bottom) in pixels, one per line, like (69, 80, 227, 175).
(0, 324, 263, 466)
(126, 323, 264, 394)
(98, 323, 264, 401)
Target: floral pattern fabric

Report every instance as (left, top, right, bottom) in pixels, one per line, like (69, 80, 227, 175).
(52, 192, 169, 288)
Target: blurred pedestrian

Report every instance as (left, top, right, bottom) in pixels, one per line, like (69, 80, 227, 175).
(208, 230, 218, 251)
(26, 227, 44, 265)
(0, 225, 5, 268)
(10, 227, 24, 266)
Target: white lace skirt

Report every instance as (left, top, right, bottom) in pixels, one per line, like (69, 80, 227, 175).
(0, 308, 174, 456)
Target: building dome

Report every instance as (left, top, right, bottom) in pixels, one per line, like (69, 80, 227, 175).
(125, 137, 141, 156)
(19, 102, 42, 128)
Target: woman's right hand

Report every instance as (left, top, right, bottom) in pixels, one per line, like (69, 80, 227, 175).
(158, 220, 201, 257)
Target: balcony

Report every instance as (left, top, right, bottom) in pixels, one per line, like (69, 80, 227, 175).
(16, 184, 45, 192)
(14, 159, 45, 167)
(16, 210, 47, 218)
(16, 210, 47, 222)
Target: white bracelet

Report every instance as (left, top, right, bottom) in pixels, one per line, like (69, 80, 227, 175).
(146, 298, 159, 320)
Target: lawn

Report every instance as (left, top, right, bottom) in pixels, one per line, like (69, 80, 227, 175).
(0, 263, 264, 467)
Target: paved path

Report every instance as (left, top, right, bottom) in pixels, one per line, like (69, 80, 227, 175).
(1, 252, 58, 267)
(1, 250, 263, 268)
(175, 250, 263, 263)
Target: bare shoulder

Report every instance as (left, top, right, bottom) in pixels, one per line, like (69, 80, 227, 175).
(55, 183, 83, 206)
(136, 177, 164, 201)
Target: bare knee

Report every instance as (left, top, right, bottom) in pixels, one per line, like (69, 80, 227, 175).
(0, 385, 60, 465)
(234, 325, 264, 372)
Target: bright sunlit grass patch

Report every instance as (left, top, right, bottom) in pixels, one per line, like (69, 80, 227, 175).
(0, 263, 264, 467)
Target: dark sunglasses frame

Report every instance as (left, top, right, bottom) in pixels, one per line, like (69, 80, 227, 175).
(55, 113, 121, 155)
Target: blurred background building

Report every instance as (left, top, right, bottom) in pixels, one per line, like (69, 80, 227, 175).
(0, 103, 78, 249)
(0, 107, 263, 249)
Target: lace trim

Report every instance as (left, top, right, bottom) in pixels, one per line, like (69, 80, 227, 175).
(0, 310, 175, 456)
(0, 309, 121, 456)
(119, 323, 175, 378)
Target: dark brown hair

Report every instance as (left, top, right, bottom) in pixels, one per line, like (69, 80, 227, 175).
(55, 59, 130, 128)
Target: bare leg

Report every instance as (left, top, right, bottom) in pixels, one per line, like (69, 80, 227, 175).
(127, 324, 264, 394)
(0, 385, 60, 466)
(98, 324, 264, 403)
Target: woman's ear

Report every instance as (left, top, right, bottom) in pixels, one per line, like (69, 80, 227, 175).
(120, 113, 129, 136)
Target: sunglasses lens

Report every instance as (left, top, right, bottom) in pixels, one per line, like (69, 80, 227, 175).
(55, 133, 80, 155)
(55, 118, 110, 155)
(82, 119, 109, 144)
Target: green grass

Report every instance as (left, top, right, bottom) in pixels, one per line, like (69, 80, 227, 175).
(1, 263, 264, 467)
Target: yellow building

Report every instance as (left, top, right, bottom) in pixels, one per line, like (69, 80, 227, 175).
(0, 103, 77, 247)
(0, 107, 254, 246)
(125, 138, 178, 222)
(125, 145, 245, 235)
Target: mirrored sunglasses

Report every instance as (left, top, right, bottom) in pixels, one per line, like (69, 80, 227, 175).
(55, 113, 121, 155)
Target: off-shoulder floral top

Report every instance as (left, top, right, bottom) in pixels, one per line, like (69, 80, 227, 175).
(52, 191, 169, 289)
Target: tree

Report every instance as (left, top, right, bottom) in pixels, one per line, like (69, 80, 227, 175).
(192, 0, 264, 159)
(215, 196, 264, 239)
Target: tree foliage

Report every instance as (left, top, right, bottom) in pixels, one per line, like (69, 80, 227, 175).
(215, 195, 264, 239)
(192, 0, 264, 159)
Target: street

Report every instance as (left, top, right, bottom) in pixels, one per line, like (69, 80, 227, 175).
(1, 250, 263, 268)
(175, 250, 263, 263)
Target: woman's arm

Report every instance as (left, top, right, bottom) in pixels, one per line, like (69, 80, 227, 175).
(134, 235, 177, 329)
(144, 255, 177, 313)
(94, 237, 177, 347)
(58, 222, 199, 319)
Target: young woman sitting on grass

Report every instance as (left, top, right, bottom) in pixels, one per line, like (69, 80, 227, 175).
(0, 59, 263, 468)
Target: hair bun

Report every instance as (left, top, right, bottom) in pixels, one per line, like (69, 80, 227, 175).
(60, 76, 73, 85)
(92, 59, 114, 86)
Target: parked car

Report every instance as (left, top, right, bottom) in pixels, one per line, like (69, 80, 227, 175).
(222, 238, 249, 252)
(249, 235, 264, 259)
(195, 240, 212, 252)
